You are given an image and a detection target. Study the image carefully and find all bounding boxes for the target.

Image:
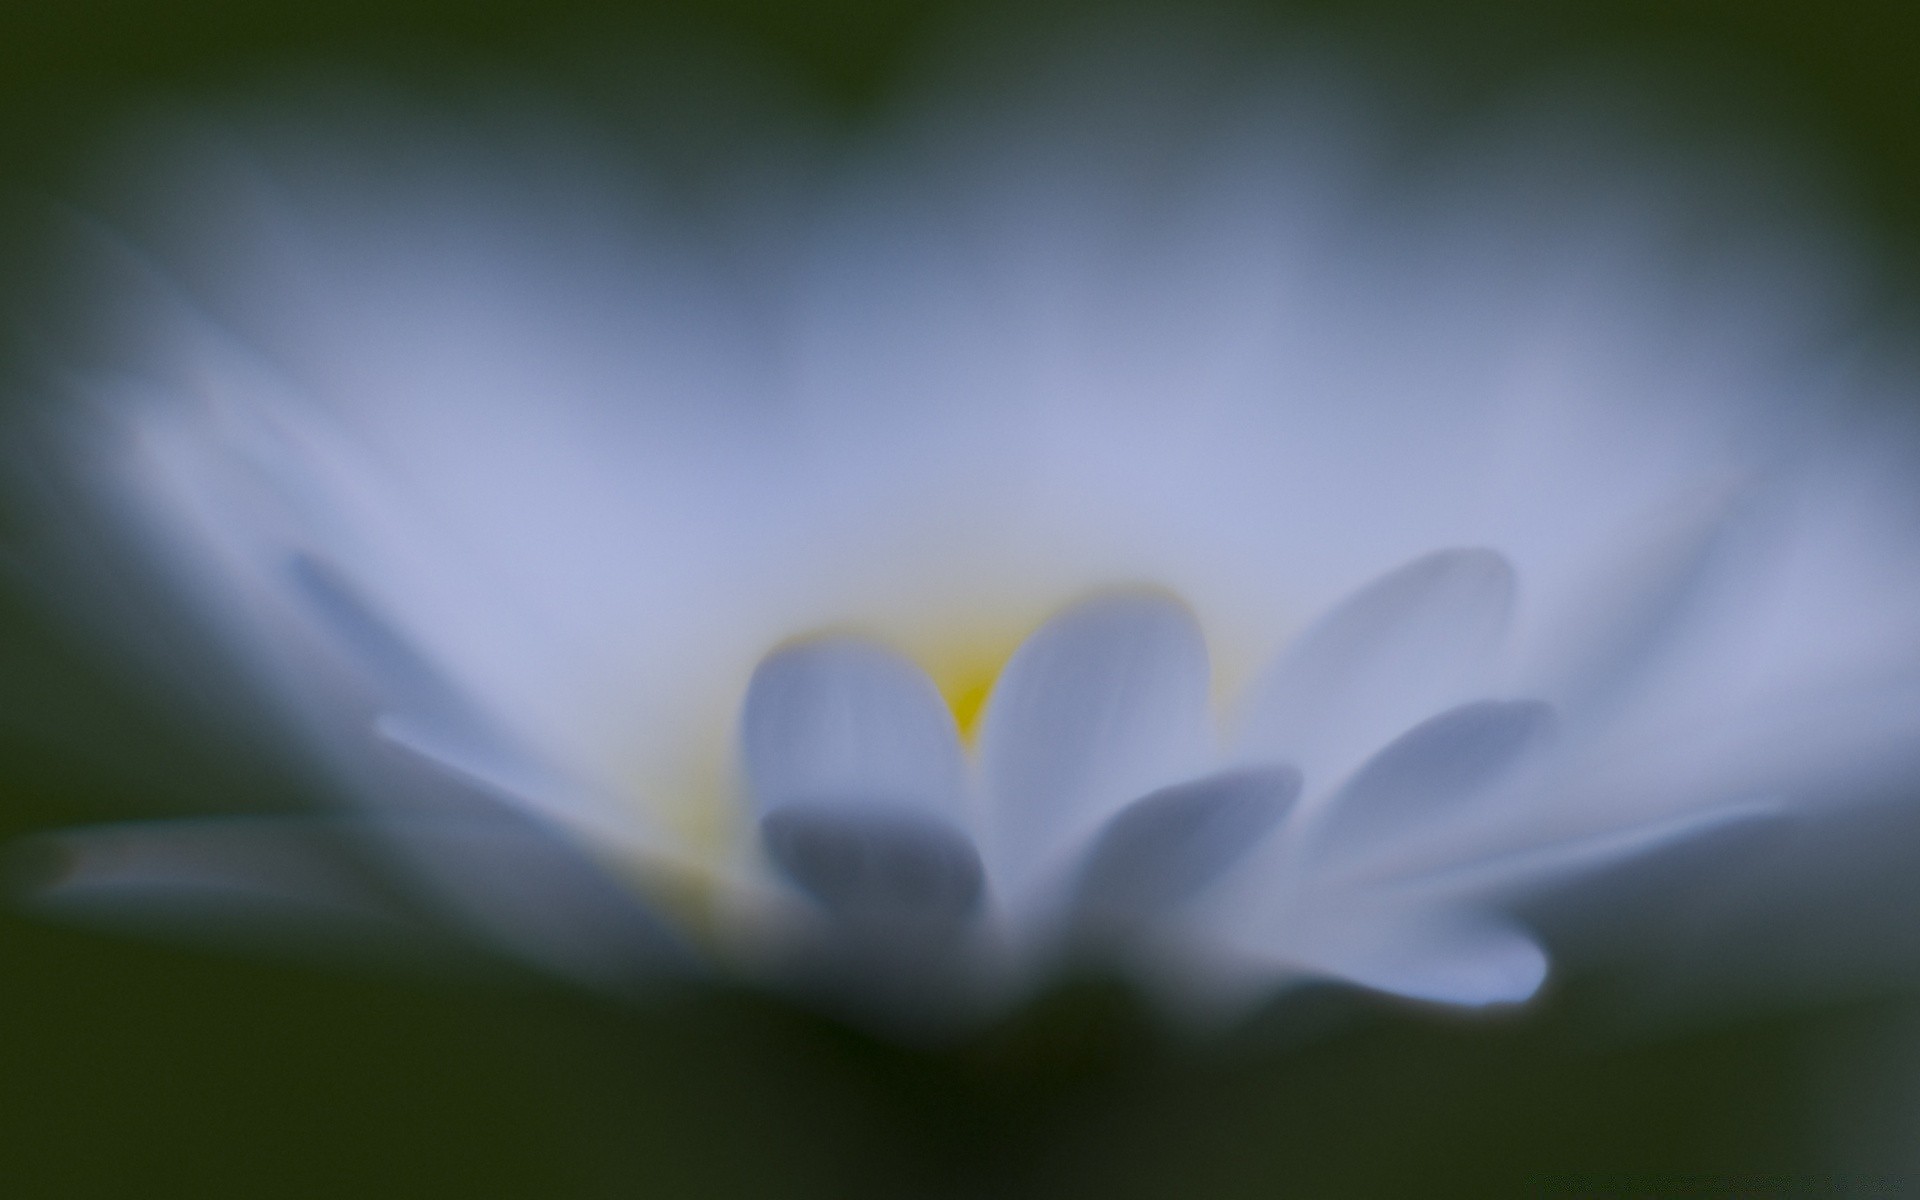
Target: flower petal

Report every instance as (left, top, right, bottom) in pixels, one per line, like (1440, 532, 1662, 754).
(1407, 797, 1789, 902)
(760, 807, 983, 924)
(20, 816, 424, 951)
(15, 812, 694, 992)
(289, 553, 482, 732)
(977, 589, 1212, 903)
(1073, 766, 1300, 920)
(1528, 488, 1754, 719)
(1310, 699, 1556, 863)
(376, 712, 645, 847)
(1308, 909, 1548, 1007)
(1234, 548, 1515, 787)
(740, 636, 968, 822)
(296, 554, 638, 839)
(370, 808, 695, 990)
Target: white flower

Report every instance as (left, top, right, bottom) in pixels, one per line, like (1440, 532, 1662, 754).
(29, 53, 1920, 1035)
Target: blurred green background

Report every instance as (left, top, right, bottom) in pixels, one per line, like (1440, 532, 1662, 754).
(4, 1, 1920, 1195)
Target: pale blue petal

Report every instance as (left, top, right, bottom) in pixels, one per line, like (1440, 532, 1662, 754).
(1407, 798, 1789, 902)
(1234, 548, 1515, 786)
(369, 807, 695, 990)
(760, 806, 983, 924)
(30, 811, 691, 989)
(296, 554, 632, 835)
(740, 636, 968, 822)
(289, 552, 484, 732)
(1311, 909, 1548, 1007)
(977, 590, 1212, 902)
(22, 816, 424, 954)
(1073, 766, 1299, 921)
(375, 711, 636, 843)
(1310, 699, 1555, 862)
(1529, 490, 1757, 718)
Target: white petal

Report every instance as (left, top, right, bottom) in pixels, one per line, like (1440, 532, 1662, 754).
(1073, 766, 1299, 920)
(370, 808, 694, 990)
(1304, 908, 1548, 1006)
(760, 807, 984, 925)
(1525, 487, 1755, 718)
(36, 811, 692, 999)
(1405, 797, 1789, 902)
(740, 636, 968, 821)
(298, 554, 639, 839)
(1234, 547, 1515, 789)
(1313, 913, 1551, 1006)
(15, 813, 692, 984)
(977, 589, 1212, 902)
(22, 817, 419, 948)
(1310, 699, 1555, 863)
(289, 553, 479, 731)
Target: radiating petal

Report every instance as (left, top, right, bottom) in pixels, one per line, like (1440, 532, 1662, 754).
(1234, 548, 1515, 787)
(28, 811, 695, 997)
(1311, 699, 1555, 862)
(1406, 797, 1789, 902)
(740, 636, 968, 822)
(1308, 909, 1548, 1006)
(1073, 766, 1300, 920)
(370, 807, 694, 991)
(977, 589, 1212, 901)
(1527, 488, 1755, 718)
(761, 806, 983, 925)
(296, 554, 636, 837)
(375, 712, 647, 850)
(289, 552, 479, 727)
(20, 816, 421, 950)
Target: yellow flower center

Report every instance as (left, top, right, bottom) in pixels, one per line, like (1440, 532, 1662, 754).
(911, 621, 1029, 747)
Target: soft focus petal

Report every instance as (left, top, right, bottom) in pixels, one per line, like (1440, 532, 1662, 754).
(1521, 486, 1759, 721)
(1308, 908, 1550, 1007)
(760, 807, 984, 925)
(1309, 699, 1557, 864)
(297, 553, 647, 845)
(21, 816, 421, 946)
(977, 589, 1212, 906)
(368, 808, 695, 992)
(1072, 765, 1300, 922)
(740, 635, 968, 822)
(1234, 548, 1516, 790)
(1405, 797, 1790, 902)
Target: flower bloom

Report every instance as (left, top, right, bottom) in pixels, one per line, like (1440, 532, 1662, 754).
(28, 55, 1920, 1033)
